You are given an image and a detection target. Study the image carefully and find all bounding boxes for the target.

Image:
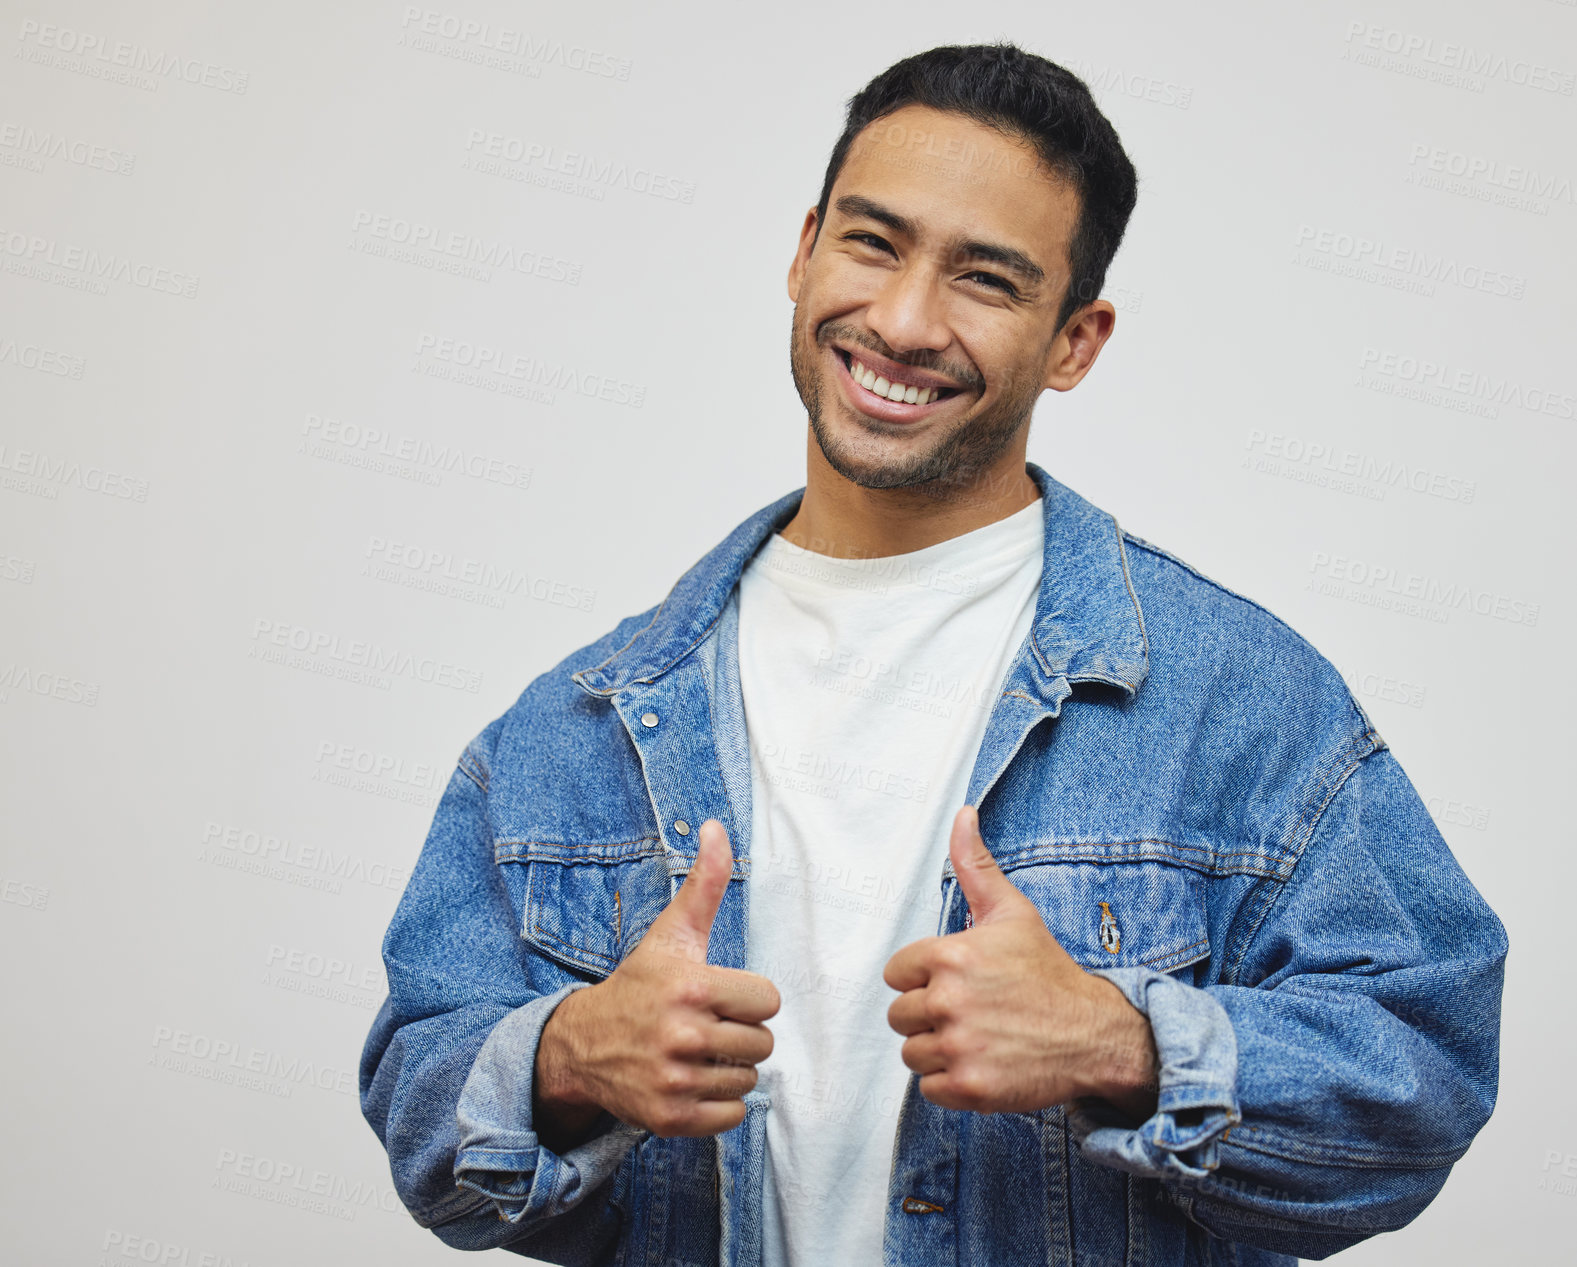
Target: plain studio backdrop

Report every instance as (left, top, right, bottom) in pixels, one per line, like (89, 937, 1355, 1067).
(1, 1, 1571, 1263)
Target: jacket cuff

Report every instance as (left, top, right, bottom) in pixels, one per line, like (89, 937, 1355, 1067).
(454, 982, 645, 1224)
(1068, 967, 1241, 1181)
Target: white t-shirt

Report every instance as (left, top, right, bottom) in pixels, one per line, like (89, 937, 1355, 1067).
(738, 497, 1045, 1267)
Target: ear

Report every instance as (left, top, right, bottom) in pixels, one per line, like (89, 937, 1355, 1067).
(1042, 299, 1117, 393)
(787, 207, 820, 303)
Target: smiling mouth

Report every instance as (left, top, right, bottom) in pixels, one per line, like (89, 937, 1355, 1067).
(834, 348, 962, 409)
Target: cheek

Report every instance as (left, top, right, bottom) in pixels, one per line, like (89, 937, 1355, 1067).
(807, 258, 884, 313)
(973, 337, 1045, 398)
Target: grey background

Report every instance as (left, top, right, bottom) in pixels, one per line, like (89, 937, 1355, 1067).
(1, 1, 1571, 1263)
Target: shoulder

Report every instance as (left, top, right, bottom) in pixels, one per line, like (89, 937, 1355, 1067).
(457, 604, 662, 791)
(1122, 530, 1349, 690)
(1119, 529, 1383, 806)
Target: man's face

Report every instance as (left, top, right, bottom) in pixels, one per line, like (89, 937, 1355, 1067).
(788, 104, 1090, 493)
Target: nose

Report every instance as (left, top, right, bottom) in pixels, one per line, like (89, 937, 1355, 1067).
(864, 260, 951, 358)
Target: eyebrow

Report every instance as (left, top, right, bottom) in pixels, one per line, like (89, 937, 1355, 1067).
(834, 194, 1046, 288)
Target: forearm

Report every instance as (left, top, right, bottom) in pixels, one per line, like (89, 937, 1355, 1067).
(1074, 975, 1160, 1121)
(533, 988, 611, 1153)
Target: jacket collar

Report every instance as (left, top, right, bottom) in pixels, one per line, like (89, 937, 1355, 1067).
(571, 461, 1149, 699)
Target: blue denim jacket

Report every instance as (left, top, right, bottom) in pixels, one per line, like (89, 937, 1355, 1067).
(360, 463, 1507, 1266)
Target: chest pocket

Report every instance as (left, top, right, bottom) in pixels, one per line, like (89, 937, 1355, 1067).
(503, 841, 673, 980)
(1004, 858, 1211, 974)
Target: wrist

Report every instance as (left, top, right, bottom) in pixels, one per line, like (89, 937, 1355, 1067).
(535, 986, 599, 1113)
(1076, 977, 1160, 1117)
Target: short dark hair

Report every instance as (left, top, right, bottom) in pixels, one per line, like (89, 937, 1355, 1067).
(815, 44, 1138, 331)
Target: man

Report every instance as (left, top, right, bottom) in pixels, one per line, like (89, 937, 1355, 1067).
(361, 44, 1506, 1266)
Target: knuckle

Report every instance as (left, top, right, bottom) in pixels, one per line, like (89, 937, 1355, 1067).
(934, 940, 970, 973)
(951, 1067, 990, 1110)
(925, 984, 959, 1022)
(656, 1063, 692, 1098)
(671, 974, 711, 1010)
(649, 1105, 689, 1138)
(657, 1018, 697, 1056)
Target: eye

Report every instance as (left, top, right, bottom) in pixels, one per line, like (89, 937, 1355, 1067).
(963, 270, 1018, 298)
(844, 231, 894, 255)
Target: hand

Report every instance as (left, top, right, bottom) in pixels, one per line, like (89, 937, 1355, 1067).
(883, 806, 1159, 1117)
(534, 818, 780, 1144)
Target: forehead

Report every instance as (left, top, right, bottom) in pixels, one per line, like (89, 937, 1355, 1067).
(834, 104, 1078, 270)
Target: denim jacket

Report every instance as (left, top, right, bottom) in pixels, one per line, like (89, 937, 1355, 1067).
(360, 462, 1507, 1266)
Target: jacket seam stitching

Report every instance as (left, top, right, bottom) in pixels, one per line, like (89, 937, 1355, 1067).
(526, 916, 617, 968)
(414, 1185, 493, 1228)
(495, 836, 664, 863)
(1141, 935, 1211, 969)
(1111, 516, 1152, 682)
(1224, 740, 1378, 982)
(626, 607, 729, 687)
(577, 606, 669, 689)
(1224, 1128, 1469, 1170)
(992, 839, 1291, 879)
(458, 754, 488, 793)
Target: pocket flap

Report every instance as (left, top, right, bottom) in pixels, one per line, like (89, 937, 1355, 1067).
(517, 848, 672, 979)
(1003, 860, 1210, 973)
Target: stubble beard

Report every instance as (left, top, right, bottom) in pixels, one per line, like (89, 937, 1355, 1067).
(789, 307, 1041, 497)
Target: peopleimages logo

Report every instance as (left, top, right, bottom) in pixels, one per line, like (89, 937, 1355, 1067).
(150, 1024, 359, 1097)
(301, 413, 532, 491)
(212, 1148, 401, 1222)
(0, 662, 100, 706)
(249, 617, 485, 692)
(14, 19, 251, 94)
(0, 225, 199, 297)
(1342, 21, 1576, 96)
(398, 7, 632, 80)
(0, 444, 148, 501)
(0, 336, 85, 378)
(99, 1228, 250, 1267)
(412, 332, 647, 409)
(349, 210, 582, 285)
(1243, 430, 1477, 504)
(1358, 348, 1574, 420)
(362, 534, 597, 613)
(0, 122, 135, 175)
(199, 821, 408, 893)
(1308, 552, 1540, 627)
(462, 129, 695, 203)
(1293, 225, 1526, 299)
(1065, 56, 1194, 108)
(1405, 142, 1575, 213)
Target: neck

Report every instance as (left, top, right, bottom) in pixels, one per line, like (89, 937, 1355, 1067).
(778, 428, 1040, 559)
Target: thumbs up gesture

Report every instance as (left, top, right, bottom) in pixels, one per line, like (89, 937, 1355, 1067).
(883, 806, 1159, 1117)
(534, 819, 780, 1144)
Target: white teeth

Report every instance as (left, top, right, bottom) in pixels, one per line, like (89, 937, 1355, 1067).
(847, 353, 943, 407)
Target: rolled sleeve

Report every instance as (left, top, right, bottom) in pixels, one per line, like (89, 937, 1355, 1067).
(455, 981, 646, 1224)
(1069, 966, 1241, 1180)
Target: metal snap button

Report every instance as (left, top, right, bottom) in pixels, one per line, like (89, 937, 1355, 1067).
(641, 712, 659, 727)
(674, 819, 690, 835)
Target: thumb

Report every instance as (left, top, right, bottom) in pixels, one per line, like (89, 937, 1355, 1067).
(654, 817, 732, 956)
(949, 805, 1020, 924)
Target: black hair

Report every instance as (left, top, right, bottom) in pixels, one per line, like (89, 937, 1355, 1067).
(815, 44, 1138, 330)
